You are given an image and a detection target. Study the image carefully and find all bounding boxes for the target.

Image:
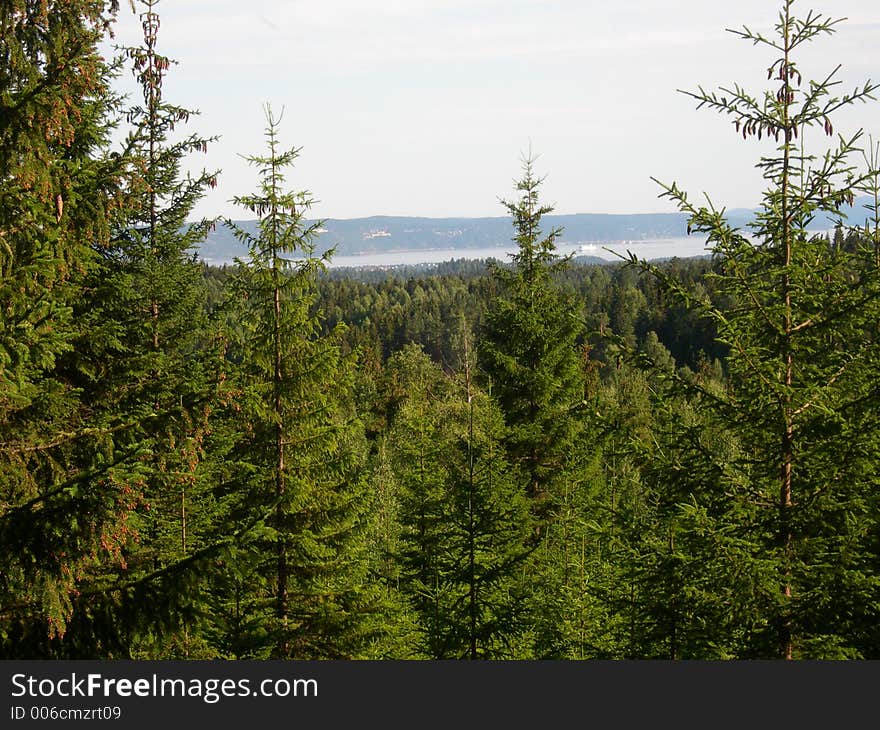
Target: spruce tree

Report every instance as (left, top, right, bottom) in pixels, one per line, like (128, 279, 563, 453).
(41, 0, 228, 657)
(638, 0, 880, 658)
(0, 0, 244, 659)
(217, 106, 387, 658)
(388, 344, 533, 658)
(479, 154, 583, 511)
(477, 156, 597, 657)
(0, 0, 146, 656)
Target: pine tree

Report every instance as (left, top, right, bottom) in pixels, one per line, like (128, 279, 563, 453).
(477, 155, 597, 656)
(523, 356, 651, 659)
(638, 0, 880, 658)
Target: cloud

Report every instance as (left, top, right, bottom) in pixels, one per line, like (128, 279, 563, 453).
(112, 0, 734, 76)
(106, 0, 880, 220)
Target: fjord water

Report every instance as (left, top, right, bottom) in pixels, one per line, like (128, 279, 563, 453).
(325, 236, 709, 268)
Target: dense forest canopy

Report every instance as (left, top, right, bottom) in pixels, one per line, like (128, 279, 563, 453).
(1, 0, 879, 659)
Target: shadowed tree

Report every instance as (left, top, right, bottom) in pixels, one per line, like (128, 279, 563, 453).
(0, 0, 160, 656)
(66, 0, 225, 657)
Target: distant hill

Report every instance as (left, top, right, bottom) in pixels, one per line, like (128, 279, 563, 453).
(195, 199, 874, 265)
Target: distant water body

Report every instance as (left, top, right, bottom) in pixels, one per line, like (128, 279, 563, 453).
(324, 237, 709, 269)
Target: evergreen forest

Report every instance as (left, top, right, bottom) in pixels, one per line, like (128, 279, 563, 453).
(2, 0, 880, 660)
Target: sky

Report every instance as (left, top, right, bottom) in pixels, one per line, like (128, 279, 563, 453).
(104, 0, 880, 221)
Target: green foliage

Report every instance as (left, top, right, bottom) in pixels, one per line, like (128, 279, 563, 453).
(214, 106, 395, 658)
(636, 0, 880, 658)
(63, 0, 226, 657)
(0, 0, 138, 656)
(4, 0, 880, 663)
(387, 345, 533, 658)
(479, 154, 584, 507)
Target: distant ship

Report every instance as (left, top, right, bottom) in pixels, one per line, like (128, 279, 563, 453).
(363, 229, 392, 239)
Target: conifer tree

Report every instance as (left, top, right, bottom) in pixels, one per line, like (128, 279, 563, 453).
(479, 154, 583, 511)
(0, 0, 148, 656)
(217, 106, 388, 658)
(42, 0, 228, 657)
(478, 155, 597, 657)
(388, 344, 532, 658)
(527, 362, 645, 659)
(638, 0, 880, 658)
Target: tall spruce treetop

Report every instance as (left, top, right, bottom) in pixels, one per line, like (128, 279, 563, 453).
(220, 106, 385, 659)
(79, 0, 219, 532)
(90, 0, 217, 368)
(479, 154, 583, 507)
(63, 0, 225, 657)
(640, 0, 880, 658)
(77, 0, 219, 435)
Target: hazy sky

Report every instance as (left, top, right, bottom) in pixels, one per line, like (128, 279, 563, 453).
(106, 0, 880, 220)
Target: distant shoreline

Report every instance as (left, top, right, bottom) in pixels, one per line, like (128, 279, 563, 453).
(198, 237, 714, 269)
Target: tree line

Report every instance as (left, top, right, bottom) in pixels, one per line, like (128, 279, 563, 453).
(2, 0, 880, 659)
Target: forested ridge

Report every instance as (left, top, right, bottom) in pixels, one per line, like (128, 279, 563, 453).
(3, 0, 880, 659)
